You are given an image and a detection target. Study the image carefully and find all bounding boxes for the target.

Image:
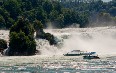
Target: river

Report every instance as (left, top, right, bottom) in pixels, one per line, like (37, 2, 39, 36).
(0, 27, 116, 73)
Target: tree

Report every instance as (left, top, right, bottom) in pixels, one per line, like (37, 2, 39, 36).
(9, 17, 36, 56)
(0, 15, 5, 28)
(43, 1, 53, 14)
(34, 20, 57, 45)
(0, 39, 7, 49)
(0, 0, 115, 29)
(10, 17, 34, 36)
(6, 17, 15, 28)
(35, 7, 47, 25)
(52, 1, 62, 13)
(0, 7, 15, 29)
(55, 14, 64, 28)
(0, 7, 10, 19)
(109, 6, 116, 16)
(33, 20, 44, 37)
(21, 0, 32, 11)
(3, 0, 21, 19)
(33, 20, 43, 30)
(49, 10, 58, 21)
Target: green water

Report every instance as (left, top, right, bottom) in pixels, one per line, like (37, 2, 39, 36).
(0, 56, 116, 73)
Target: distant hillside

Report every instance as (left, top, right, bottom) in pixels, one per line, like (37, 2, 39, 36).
(0, 0, 116, 28)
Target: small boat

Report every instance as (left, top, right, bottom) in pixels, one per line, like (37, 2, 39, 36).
(63, 50, 84, 56)
(63, 50, 100, 59)
(83, 55, 100, 59)
(83, 53, 100, 59)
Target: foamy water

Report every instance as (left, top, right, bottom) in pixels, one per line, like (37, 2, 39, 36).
(1, 27, 116, 56)
(43, 26, 116, 56)
(0, 27, 116, 73)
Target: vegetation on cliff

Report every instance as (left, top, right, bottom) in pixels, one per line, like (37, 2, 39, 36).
(0, 39, 7, 50)
(0, 0, 116, 56)
(8, 18, 36, 56)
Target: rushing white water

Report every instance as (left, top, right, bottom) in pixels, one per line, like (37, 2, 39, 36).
(0, 27, 116, 73)
(43, 26, 116, 56)
(0, 27, 116, 56)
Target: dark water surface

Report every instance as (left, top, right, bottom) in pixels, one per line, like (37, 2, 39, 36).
(0, 56, 116, 73)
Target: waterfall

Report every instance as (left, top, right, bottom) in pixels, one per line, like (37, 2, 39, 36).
(0, 26, 116, 56)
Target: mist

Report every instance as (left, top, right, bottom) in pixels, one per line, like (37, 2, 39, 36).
(61, 31, 116, 56)
(1, 26, 116, 57)
(87, 12, 116, 28)
(42, 27, 116, 57)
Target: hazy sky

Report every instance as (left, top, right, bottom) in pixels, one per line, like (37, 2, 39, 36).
(102, 0, 112, 2)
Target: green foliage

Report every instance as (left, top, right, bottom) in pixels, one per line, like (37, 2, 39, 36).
(44, 33, 57, 45)
(10, 17, 34, 36)
(6, 17, 15, 28)
(0, 7, 15, 29)
(0, 0, 115, 55)
(52, 1, 62, 13)
(0, 0, 89, 28)
(0, 14, 5, 28)
(99, 12, 112, 21)
(21, 0, 32, 11)
(33, 20, 43, 30)
(0, 7, 10, 19)
(37, 32, 57, 45)
(109, 6, 116, 16)
(33, 20, 57, 45)
(59, 0, 116, 27)
(43, 1, 53, 14)
(0, 39, 7, 49)
(55, 14, 64, 28)
(9, 18, 36, 56)
(3, 0, 21, 19)
(49, 10, 58, 21)
(0, 0, 115, 29)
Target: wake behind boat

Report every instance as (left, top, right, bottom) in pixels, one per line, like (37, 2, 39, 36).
(64, 50, 100, 59)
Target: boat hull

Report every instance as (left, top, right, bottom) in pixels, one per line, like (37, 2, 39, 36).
(83, 56, 100, 59)
(64, 54, 83, 56)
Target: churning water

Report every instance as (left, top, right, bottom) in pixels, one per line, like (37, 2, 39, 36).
(0, 27, 116, 73)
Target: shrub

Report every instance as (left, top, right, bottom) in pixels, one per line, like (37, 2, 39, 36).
(9, 18, 36, 56)
(0, 39, 7, 49)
